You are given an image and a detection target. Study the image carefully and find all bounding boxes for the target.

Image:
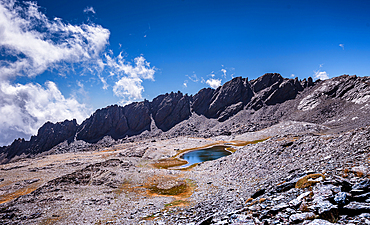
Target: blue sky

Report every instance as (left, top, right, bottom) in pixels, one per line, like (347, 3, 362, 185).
(1, 0, 370, 145)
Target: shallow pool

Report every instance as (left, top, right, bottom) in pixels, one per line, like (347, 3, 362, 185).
(179, 145, 232, 168)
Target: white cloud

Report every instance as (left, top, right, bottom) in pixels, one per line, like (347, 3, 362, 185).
(0, 1, 157, 145)
(113, 77, 143, 101)
(186, 73, 199, 82)
(206, 78, 222, 89)
(0, 1, 110, 78)
(111, 55, 155, 102)
(98, 74, 109, 90)
(221, 69, 227, 78)
(0, 80, 90, 146)
(83, 6, 96, 14)
(183, 82, 187, 87)
(314, 70, 329, 80)
(339, 44, 344, 50)
(291, 74, 295, 77)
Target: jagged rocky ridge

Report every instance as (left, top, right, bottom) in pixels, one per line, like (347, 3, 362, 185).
(1, 73, 370, 164)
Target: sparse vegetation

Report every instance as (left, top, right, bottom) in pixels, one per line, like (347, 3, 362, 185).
(148, 182, 187, 196)
(164, 200, 190, 208)
(150, 158, 188, 169)
(295, 174, 325, 189)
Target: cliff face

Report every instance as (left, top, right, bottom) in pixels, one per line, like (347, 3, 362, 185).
(0, 119, 78, 162)
(1, 73, 370, 164)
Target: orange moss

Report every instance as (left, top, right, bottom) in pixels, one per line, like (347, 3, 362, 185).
(295, 174, 325, 189)
(150, 158, 188, 169)
(0, 183, 41, 204)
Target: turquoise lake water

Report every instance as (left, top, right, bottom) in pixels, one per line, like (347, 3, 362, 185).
(179, 145, 232, 168)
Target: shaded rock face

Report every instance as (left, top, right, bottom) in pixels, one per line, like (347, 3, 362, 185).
(123, 101, 151, 134)
(246, 73, 307, 110)
(33, 119, 78, 153)
(77, 101, 152, 143)
(191, 88, 214, 115)
(151, 92, 191, 131)
(76, 105, 128, 142)
(0, 119, 78, 162)
(192, 74, 308, 119)
(206, 77, 253, 120)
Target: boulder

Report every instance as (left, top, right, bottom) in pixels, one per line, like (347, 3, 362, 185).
(289, 212, 316, 223)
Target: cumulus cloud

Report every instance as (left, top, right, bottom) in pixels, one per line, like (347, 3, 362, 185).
(206, 78, 222, 89)
(108, 55, 155, 103)
(314, 70, 329, 80)
(0, 80, 90, 146)
(0, 1, 156, 145)
(0, 1, 110, 78)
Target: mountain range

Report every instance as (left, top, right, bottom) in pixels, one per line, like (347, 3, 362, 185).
(1, 73, 370, 164)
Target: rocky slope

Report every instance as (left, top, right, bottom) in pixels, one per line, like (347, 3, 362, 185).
(0, 73, 369, 224)
(1, 74, 370, 164)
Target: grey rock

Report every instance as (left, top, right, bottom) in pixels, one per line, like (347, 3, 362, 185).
(333, 192, 351, 206)
(289, 212, 316, 223)
(352, 179, 370, 192)
(352, 192, 370, 202)
(289, 191, 312, 207)
(303, 219, 337, 225)
(270, 203, 289, 213)
(343, 202, 370, 214)
(76, 105, 128, 142)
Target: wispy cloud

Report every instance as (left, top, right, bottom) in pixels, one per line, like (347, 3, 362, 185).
(83, 6, 96, 14)
(98, 74, 109, 90)
(206, 78, 222, 89)
(186, 73, 199, 83)
(339, 44, 344, 50)
(221, 68, 227, 78)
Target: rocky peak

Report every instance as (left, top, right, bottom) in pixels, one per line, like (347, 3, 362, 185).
(207, 77, 253, 118)
(250, 73, 284, 92)
(151, 91, 191, 131)
(0, 119, 78, 164)
(76, 105, 127, 142)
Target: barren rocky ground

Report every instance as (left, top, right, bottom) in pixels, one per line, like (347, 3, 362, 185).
(0, 120, 369, 225)
(0, 74, 370, 224)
